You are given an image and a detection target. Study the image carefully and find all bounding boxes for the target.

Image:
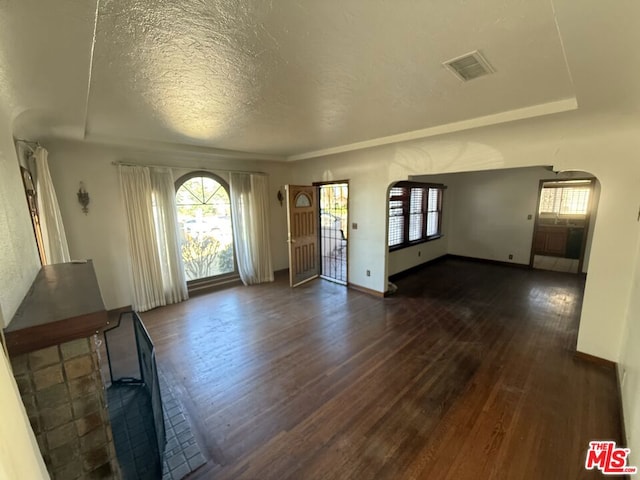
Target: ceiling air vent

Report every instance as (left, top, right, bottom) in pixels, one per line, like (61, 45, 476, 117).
(443, 50, 494, 81)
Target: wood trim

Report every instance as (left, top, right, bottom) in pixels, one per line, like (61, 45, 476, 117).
(4, 262, 108, 355)
(446, 254, 531, 270)
(5, 311, 108, 356)
(389, 254, 531, 286)
(107, 305, 133, 317)
(574, 351, 616, 369)
(388, 255, 448, 282)
(189, 277, 243, 297)
(20, 166, 46, 266)
(575, 351, 629, 457)
(320, 275, 347, 286)
(0, 328, 8, 362)
(292, 275, 319, 288)
(392, 181, 448, 189)
(578, 179, 596, 274)
(174, 170, 230, 192)
(529, 179, 546, 268)
(390, 252, 593, 286)
(347, 282, 385, 298)
(615, 364, 629, 448)
(388, 182, 446, 252)
(312, 179, 350, 186)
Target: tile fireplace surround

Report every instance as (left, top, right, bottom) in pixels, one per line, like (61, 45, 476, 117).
(4, 261, 120, 479)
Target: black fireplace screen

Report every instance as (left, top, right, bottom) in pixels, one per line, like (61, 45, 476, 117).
(104, 311, 166, 479)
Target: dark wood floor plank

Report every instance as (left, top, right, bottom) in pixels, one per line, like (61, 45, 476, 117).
(129, 259, 622, 480)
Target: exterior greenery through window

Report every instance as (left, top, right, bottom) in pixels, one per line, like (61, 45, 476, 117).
(388, 182, 445, 249)
(175, 173, 235, 281)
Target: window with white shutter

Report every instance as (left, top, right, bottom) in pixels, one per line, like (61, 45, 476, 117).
(387, 182, 445, 250)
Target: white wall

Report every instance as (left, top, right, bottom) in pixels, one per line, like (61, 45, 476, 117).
(387, 239, 448, 278)
(0, 112, 49, 477)
(445, 167, 549, 265)
(619, 222, 640, 467)
(46, 139, 291, 310)
(292, 145, 396, 292)
(0, 121, 40, 326)
(292, 112, 640, 363)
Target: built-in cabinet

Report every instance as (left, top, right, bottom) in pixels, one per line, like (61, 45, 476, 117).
(533, 225, 584, 258)
(534, 226, 568, 256)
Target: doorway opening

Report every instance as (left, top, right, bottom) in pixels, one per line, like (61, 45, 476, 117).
(531, 178, 595, 274)
(316, 182, 348, 284)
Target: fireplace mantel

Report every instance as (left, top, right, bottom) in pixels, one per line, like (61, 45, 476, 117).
(4, 260, 109, 356)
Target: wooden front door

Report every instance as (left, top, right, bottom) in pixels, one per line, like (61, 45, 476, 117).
(286, 185, 319, 287)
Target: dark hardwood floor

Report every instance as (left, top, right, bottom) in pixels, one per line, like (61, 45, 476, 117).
(135, 258, 621, 479)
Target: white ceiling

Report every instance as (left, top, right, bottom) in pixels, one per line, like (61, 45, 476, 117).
(1, 0, 638, 160)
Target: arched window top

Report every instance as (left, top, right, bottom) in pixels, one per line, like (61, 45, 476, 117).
(175, 171, 230, 207)
(295, 192, 312, 208)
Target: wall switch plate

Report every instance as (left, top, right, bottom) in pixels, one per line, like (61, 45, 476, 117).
(527, 214, 533, 220)
(366, 270, 371, 276)
(352, 222, 358, 230)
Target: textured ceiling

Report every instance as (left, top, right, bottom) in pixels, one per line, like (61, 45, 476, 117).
(4, 0, 639, 160)
(85, 0, 575, 157)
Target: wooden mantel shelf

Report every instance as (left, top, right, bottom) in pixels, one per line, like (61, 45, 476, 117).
(4, 260, 108, 356)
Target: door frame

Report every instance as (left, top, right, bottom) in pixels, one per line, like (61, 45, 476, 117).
(20, 166, 46, 265)
(313, 180, 350, 285)
(529, 177, 596, 274)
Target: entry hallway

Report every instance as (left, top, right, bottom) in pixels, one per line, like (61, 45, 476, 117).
(139, 258, 621, 479)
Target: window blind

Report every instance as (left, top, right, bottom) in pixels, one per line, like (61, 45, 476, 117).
(409, 188, 424, 241)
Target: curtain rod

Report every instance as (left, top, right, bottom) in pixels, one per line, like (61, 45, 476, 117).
(111, 160, 267, 176)
(15, 138, 42, 153)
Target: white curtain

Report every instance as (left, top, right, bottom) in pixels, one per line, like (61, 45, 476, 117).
(150, 168, 188, 304)
(230, 173, 274, 285)
(119, 165, 188, 311)
(33, 147, 70, 264)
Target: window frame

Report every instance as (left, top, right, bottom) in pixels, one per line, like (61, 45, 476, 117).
(174, 171, 238, 286)
(538, 185, 591, 216)
(388, 181, 445, 251)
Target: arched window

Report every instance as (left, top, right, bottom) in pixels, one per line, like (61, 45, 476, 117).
(175, 172, 235, 281)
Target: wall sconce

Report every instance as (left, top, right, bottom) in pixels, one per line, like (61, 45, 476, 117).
(277, 189, 284, 207)
(77, 182, 90, 214)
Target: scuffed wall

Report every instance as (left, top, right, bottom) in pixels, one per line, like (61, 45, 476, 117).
(0, 115, 40, 326)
